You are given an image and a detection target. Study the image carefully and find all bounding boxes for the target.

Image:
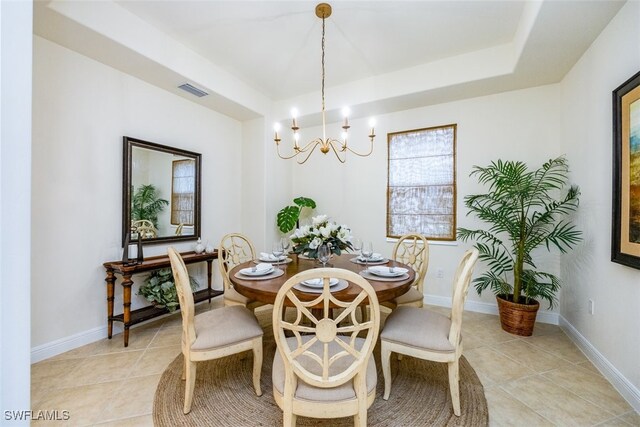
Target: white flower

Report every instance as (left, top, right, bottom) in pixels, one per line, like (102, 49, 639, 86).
(329, 222, 339, 232)
(309, 237, 323, 249)
(319, 226, 331, 238)
(312, 214, 328, 226)
(337, 227, 351, 242)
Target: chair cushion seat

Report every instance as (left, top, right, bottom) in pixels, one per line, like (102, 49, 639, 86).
(191, 306, 263, 351)
(381, 306, 455, 352)
(391, 287, 423, 305)
(224, 286, 253, 305)
(272, 336, 377, 402)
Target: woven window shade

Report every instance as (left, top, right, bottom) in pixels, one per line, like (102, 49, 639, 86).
(171, 159, 195, 226)
(387, 125, 456, 239)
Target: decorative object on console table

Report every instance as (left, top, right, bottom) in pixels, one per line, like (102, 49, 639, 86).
(195, 237, 205, 254)
(458, 157, 582, 336)
(290, 214, 353, 259)
(103, 250, 220, 347)
(136, 233, 144, 263)
(612, 69, 640, 269)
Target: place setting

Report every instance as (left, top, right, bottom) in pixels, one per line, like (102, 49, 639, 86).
(349, 240, 389, 265)
(254, 239, 293, 265)
(234, 262, 284, 281)
(293, 277, 349, 294)
(359, 265, 410, 281)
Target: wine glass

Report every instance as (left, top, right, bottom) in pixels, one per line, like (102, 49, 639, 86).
(352, 238, 363, 259)
(280, 237, 291, 255)
(361, 242, 373, 270)
(272, 241, 284, 267)
(317, 244, 331, 268)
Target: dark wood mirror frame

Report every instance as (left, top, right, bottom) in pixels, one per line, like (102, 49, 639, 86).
(122, 136, 202, 246)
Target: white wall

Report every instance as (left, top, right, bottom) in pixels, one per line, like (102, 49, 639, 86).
(1, 0, 33, 420)
(560, 0, 640, 405)
(290, 84, 563, 309)
(31, 37, 244, 353)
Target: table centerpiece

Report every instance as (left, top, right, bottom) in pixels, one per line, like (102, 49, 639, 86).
(290, 214, 354, 259)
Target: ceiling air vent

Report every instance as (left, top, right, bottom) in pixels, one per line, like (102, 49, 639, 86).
(178, 83, 208, 98)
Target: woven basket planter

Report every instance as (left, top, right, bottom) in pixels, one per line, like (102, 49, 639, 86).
(496, 294, 540, 336)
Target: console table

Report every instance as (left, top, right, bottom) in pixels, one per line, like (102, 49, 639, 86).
(103, 251, 222, 347)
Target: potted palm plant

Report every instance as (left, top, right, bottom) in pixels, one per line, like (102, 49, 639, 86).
(458, 157, 581, 336)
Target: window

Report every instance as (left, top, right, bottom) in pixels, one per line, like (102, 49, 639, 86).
(171, 159, 195, 226)
(387, 124, 456, 240)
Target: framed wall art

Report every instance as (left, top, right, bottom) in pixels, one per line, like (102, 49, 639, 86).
(612, 70, 640, 269)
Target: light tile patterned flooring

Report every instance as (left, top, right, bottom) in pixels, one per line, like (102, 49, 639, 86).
(31, 300, 639, 426)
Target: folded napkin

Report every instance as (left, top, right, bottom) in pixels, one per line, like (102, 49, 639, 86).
(260, 252, 285, 261)
(358, 252, 383, 261)
(254, 262, 274, 272)
(368, 266, 408, 275)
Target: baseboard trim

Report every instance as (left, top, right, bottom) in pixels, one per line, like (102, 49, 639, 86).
(31, 325, 108, 363)
(560, 316, 640, 412)
(425, 294, 560, 325)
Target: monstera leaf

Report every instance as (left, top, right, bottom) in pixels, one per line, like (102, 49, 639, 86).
(277, 197, 317, 233)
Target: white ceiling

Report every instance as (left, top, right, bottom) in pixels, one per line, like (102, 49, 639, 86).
(34, 0, 625, 121)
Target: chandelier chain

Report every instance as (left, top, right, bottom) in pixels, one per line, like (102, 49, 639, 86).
(321, 15, 326, 116)
(273, 2, 375, 164)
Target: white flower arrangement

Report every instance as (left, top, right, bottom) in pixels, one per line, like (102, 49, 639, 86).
(290, 215, 354, 258)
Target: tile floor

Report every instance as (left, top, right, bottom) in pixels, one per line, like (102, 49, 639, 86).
(31, 300, 639, 426)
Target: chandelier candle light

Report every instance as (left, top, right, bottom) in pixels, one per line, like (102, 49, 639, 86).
(273, 3, 376, 164)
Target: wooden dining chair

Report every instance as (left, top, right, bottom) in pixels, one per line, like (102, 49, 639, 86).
(380, 248, 479, 416)
(218, 233, 267, 310)
(272, 268, 380, 427)
(382, 233, 430, 310)
(168, 247, 264, 414)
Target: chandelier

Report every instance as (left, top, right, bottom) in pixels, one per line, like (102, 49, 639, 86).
(273, 3, 375, 164)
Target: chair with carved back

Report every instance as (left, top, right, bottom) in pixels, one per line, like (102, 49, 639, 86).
(131, 219, 158, 239)
(218, 233, 267, 310)
(382, 234, 430, 310)
(380, 248, 479, 416)
(272, 268, 380, 427)
(167, 247, 263, 414)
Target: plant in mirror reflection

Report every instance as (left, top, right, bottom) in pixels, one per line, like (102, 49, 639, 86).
(131, 184, 169, 229)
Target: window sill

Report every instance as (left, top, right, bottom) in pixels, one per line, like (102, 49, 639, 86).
(385, 237, 458, 247)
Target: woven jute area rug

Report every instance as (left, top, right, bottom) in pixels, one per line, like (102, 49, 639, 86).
(154, 310, 488, 426)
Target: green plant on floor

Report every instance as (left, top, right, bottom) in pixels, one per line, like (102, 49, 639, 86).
(276, 196, 317, 233)
(131, 184, 169, 229)
(138, 268, 198, 312)
(457, 156, 582, 308)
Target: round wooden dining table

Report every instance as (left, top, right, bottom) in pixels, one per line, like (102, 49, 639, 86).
(229, 253, 415, 306)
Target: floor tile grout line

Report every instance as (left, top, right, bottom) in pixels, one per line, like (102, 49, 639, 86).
(533, 371, 621, 420)
(495, 382, 558, 426)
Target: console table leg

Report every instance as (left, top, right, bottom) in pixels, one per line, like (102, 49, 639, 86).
(122, 275, 133, 347)
(105, 269, 115, 339)
(206, 260, 213, 303)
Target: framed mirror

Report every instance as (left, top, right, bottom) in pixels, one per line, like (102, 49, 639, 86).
(122, 136, 201, 246)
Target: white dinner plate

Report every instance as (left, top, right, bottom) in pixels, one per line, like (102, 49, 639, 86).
(368, 266, 408, 277)
(301, 278, 339, 288)
(239, 264, 274, 276)
(259, 254, 287, 262)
